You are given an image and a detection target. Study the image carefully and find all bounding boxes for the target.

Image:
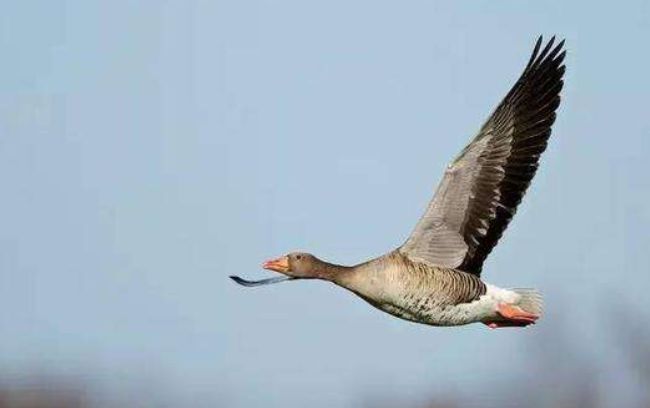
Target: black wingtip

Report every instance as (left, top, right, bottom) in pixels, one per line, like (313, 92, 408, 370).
(526, 36, 544, 70)
(526, 35, 567, 72)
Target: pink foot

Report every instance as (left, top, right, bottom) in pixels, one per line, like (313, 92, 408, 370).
(497, 303, 539, 323)
(484, 303, 539, 329)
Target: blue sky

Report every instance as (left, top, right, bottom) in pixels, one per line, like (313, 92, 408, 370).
(1, 1, 649, 407)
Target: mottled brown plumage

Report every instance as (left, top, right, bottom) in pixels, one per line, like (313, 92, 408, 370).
(333, 252, 488, 326)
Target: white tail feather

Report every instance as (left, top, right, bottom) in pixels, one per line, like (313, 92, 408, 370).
(512, 288, 544, 316)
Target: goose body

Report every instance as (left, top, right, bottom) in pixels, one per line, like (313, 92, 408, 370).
(335, 252, 488, 326)
(330, 252, 539, 327)
(232, 36, 565, 329)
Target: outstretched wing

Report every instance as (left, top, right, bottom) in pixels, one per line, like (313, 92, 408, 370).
(399, 36, 566, 276)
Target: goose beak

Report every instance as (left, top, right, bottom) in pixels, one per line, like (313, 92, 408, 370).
(262, 256, 290, 273)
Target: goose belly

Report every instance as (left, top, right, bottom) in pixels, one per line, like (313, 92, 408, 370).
(374, 294, 496, 326)
(342, 268, 503, 326)
(372, 283, 520, 326)
(337, 258, 516, 326)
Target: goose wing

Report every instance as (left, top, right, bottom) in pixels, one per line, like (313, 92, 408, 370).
(399, 36, 566, 276)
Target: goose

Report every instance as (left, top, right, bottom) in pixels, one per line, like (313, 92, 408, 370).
(231, 36, 566, 328)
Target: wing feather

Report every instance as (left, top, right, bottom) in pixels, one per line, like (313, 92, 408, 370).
(400, 36, 566, 275)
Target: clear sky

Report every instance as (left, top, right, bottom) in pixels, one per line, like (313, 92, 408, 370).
(1, 1, 649, 407)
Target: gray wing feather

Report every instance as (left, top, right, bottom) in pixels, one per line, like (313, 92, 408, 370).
(400, 36, 566, 276)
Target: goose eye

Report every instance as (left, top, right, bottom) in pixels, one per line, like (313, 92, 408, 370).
(296, 255, 302, 260)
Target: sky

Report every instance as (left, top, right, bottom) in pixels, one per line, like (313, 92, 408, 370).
(1, 1, 649, 407)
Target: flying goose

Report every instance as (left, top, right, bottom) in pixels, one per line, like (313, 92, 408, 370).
(231, 37, 566, 328)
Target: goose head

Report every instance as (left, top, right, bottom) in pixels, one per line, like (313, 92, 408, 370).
(263, 252, 322, 278)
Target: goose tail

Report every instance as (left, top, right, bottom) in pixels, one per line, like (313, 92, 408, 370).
(512, 288, 544, 317)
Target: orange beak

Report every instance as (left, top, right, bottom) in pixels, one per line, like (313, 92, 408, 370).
(262, 256, 290, 273)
